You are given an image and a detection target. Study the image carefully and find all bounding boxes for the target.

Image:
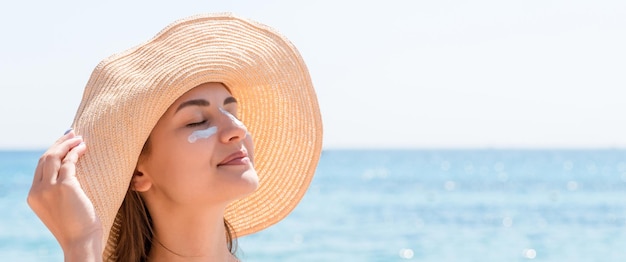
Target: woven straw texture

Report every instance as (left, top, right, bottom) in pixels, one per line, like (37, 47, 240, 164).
(71, 13, 322, 260)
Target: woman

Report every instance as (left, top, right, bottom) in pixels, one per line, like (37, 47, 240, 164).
(27, 13, 322, 261)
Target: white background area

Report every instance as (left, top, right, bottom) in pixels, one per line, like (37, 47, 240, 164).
(1, 0, 625, 149)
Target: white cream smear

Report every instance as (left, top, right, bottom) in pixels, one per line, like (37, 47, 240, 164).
(188, 126, 217, 143)
(219, 107, 252, 138)
(219, 107, 245, 128)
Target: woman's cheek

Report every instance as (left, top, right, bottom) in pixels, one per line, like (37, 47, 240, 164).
(245, 134, 254, 164)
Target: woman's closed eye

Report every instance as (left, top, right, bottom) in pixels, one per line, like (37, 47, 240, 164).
(186, 120, 208, 127)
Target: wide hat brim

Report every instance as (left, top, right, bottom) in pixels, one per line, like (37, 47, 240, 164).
(71, 13, 322, 258)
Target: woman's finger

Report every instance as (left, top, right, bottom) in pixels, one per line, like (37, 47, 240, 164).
(33, 156, 44, 184)
(41, 136, 83, 184)
(51, 129, 77, 148)
(33, 129, 76, 183)
(57, 142, 87, 183)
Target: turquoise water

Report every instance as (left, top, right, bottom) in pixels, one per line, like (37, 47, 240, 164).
(1, 150, 626, 261)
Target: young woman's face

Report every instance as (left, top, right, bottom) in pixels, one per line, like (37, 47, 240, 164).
(135, 82, 258, 208)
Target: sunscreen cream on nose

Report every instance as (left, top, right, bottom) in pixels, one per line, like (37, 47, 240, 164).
(219, 108, 245, 128)
(188, 126, 218, 143)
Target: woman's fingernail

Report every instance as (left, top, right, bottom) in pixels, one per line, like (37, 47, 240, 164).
(64, 128, 73, 135)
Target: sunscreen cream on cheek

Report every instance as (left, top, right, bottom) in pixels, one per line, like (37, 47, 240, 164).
(188, 126, 218, 143)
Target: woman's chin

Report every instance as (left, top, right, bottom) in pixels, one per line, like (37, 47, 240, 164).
(239, 169, 260, 195)
(225, 168, 259, 201)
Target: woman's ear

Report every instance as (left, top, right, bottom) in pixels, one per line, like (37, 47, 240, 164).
(133, 140, 153, 192)
(131, 169, 152, 192)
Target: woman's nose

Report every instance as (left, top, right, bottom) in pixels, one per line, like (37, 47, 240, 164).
(218, 108, 248, 143)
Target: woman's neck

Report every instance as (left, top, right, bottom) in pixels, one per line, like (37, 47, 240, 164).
(146, 205, 236, 262)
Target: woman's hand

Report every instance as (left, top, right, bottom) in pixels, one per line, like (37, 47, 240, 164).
(27, 130, 103, 261)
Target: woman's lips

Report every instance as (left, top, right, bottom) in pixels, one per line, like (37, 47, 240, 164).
(218, 151, 249, 166)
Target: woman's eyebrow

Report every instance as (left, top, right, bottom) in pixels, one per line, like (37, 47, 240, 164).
(175, 99, 210, 113)
(224, 96, 238, 105)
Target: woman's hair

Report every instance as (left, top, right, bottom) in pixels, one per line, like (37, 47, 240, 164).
(110, 140, 238, 261)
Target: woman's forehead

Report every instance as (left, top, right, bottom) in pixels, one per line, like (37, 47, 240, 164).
(167, 83, 236, 113)
(174, 83, 232, 103)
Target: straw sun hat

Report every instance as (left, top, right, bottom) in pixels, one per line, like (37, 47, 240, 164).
(71, 13, 322, 257)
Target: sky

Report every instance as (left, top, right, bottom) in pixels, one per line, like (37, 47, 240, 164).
(1, 0, 625, 149)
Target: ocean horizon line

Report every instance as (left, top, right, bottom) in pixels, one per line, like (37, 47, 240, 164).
(2, 147, 626, 152)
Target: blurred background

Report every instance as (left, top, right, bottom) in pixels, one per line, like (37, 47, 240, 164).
(1, 1, 625, 261)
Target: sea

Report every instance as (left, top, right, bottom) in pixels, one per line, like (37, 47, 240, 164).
(1, 149, 625, 261)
